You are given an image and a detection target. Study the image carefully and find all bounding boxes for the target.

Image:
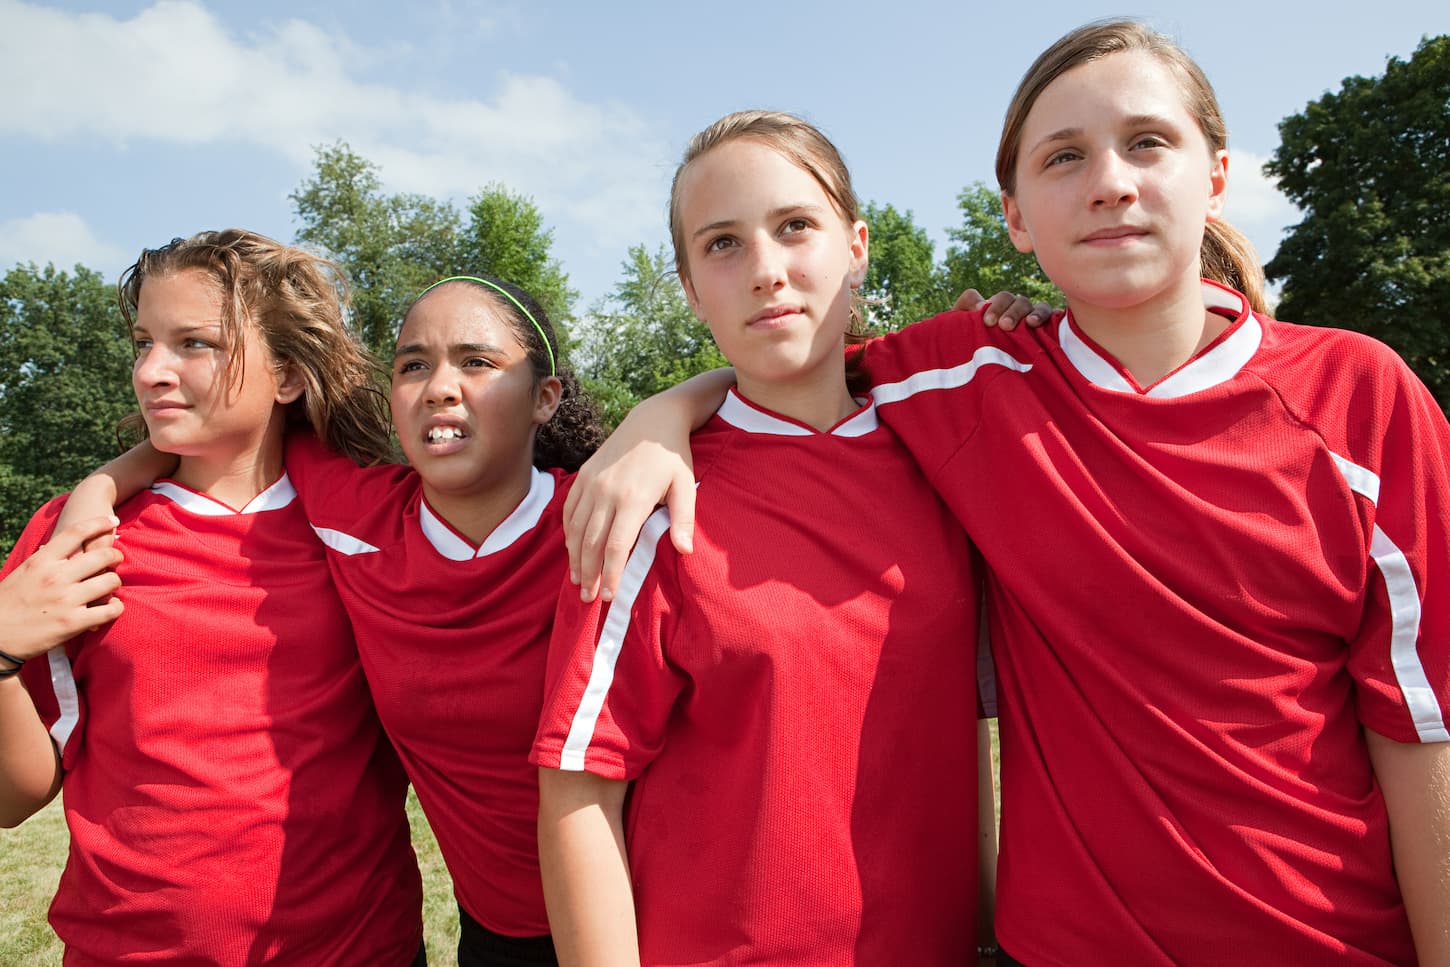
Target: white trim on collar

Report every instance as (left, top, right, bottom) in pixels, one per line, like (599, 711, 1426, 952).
(150, 474, 297, 516)
(715, 388, 880, 437)
(418, 466, 556, 562)
(1060, 282, 1260, 398)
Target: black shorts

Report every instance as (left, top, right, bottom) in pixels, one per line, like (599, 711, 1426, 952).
(457, 904, 558, 967)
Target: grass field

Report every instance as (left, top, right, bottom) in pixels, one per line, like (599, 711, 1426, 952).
(0, 725, 1001, 964)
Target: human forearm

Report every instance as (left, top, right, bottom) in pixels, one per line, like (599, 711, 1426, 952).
(0, 677, 61, 827)
(55, 441, 176, 535)
(537, 768, 638, 967)
(1367, 729, 1450, 961)
(565, 367, 734, 601)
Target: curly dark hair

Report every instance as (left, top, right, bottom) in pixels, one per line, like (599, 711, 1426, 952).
(406, 277, 605, 472)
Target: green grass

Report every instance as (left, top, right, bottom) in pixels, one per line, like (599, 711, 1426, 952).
(0, 791, 459, 966)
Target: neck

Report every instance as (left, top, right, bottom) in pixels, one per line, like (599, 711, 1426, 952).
(170, 422, 287, 510)
(424, 464, 536, 547)
(734, 352, 857, 433)
(1068, 282, 1226, 387)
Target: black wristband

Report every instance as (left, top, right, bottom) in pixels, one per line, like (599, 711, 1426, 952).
(0, 648, 26, 677)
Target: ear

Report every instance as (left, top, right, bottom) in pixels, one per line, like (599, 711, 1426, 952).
(533, 375, 563, 425)
(1002, 192, 1034, 254)
(679, 269, 704, 319)
(1206, 149, 1229, 223)
(846, 219, 869, 289)
(274, 361, 305, 405)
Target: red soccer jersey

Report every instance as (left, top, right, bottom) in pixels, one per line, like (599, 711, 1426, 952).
(286, 433, 567, 936)
(533, 390, 983, 966)
(8, 478, 422, 967)
(862, 280, 1450, 966)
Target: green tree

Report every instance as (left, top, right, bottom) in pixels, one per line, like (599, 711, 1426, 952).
(861, 202, 946, 331)
(459, 185, 578, 329)
(574, 245, 725, 427)
(291, 144, 579, 360)
(939, 182, 1059, 308)
(1265, 36, 1450, 409)
(291, 143, 461, 357)
(0, 265, 135, 553)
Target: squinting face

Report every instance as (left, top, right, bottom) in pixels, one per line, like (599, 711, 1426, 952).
(1003, 50, 1228, 315)
(132, 268, 294, 469)
(390, 285, 559, 515)
(676, 139, 867, 396)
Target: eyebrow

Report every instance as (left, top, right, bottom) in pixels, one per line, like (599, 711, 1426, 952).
(1028, 114, 1179, 153)
(690, 203, 830, 240)
(393, 341, 504, 359)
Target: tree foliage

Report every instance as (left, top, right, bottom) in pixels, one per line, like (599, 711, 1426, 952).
(0, 265, 135, 552)
(940, 182, 1060, 309)
(291, 143, 576, 358)
(572, 245, 725, 428)
(860, 202, 946, 331)
(1265, 36, 1450, 408)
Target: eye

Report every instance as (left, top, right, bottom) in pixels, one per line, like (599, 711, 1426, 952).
(705, 235, 737, 254)
(1131, 134, 1168, 151)
(396, 359, 426, 375)
(780, 217, 813, 236)
(133, 336, 153, 350)
(183, 337, 214, 350)
(461, 356, 497, 370)
(1044, 148, 1082, 168)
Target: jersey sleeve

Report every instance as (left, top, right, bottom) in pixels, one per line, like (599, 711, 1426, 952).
(862, 309, 1043, 479)
(532, 508, 687, 780)
(1347, 354, 1450, 744)
(3, 496, 86, 763)
(283, 429, 410, 531)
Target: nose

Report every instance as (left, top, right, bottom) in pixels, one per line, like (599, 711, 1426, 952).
(1088, 150, 1138, 208)
(424, 365, 460, 406)
(750, 237, 788, 294)
(132, 344, 176, 389)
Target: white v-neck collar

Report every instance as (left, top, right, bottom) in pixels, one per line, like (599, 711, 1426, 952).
(715, 387, 880, 437)
(417, 466, 556, 562)
(1060, 281, 1260, 398)
(150, 475, 297, 516)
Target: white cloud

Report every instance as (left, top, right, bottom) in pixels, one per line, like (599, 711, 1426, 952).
(0, 0, 670, 251)
(1223, 149, 1301, 263)
(0, 212, 129, 271)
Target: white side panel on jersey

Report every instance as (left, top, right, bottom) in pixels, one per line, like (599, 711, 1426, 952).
(311, 525, 380, 557)
(871, 346, 1032, 404)
(1332, 452, 1448, 742)
(558, 508, 672, 771)
(47, 648, 80, 752)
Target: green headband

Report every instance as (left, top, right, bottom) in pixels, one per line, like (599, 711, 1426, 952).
(413, 275, 556, 377)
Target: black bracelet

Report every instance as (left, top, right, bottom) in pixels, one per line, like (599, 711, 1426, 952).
(0, 648, 25, 677)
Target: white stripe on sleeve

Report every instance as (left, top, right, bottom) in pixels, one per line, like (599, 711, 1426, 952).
(871, 346, 1031, 405)
(558, 508, 673, 771)
(1333, 451, 1448, 742)
(47, 648, 80, 753)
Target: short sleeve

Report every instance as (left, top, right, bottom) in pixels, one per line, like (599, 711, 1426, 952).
(1347, 357, 1450, 744)
(531, 509, 687, 780)
(284, 430, 411, 532)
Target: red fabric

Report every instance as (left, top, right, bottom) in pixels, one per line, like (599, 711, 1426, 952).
(534, 391, 983, 966)
(6, 480, 421, 966)
(287, 432, 567, 936)
(862, 280, 1448, 965)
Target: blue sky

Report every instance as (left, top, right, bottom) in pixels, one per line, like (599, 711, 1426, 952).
(1, 0, 1444, 312)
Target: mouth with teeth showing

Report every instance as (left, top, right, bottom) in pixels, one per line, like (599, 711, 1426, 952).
(426, 426, 468, 444)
